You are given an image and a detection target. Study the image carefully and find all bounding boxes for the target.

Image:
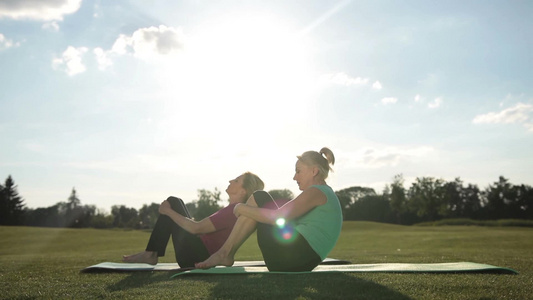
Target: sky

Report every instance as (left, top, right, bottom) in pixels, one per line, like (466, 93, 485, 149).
(1, 0, 532, 212)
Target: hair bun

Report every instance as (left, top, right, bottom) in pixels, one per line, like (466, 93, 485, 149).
(319, 147, 335, 166)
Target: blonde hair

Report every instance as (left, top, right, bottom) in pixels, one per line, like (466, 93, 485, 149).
(241, 172, 265, 201)
(297, 147, 335, 180)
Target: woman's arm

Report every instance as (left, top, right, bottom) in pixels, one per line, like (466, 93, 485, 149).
(159, 201, 216, 235)
(235, 187, 327, 224)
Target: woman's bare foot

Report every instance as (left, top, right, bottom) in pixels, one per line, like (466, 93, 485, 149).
(122, 251, 158, 265)
(195, 251, 234, 269)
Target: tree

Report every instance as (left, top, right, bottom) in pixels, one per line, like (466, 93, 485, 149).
(77, 204, 96, 228)
(111, 205, 139, 228)
(345, 194, 391, 222)
(335, 186, 376, 218)
(389, 174, 407, 224)
(185, 202, 197, 219)
(268, 189, 294, 200)
(442, 178, 482, 219)
(24, 204, 63, 227)
(65, 188, 85, 227)
(139, 203, 160, 229)
(482, 176, 516, 219)
(443, 178, 463, 218)
(67, 188, 81, 210)
(192, 188, 222, 220)
(461, 183, 482, 219)
(408, 177, 446, 221)
(0, 175, 26, 225)
(90, 208, 114, 229)
(514, 184, 533, 219)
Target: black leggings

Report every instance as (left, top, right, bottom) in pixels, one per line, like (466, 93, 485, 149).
(145, 196, 209, 268)
(254, 191, 322, 272)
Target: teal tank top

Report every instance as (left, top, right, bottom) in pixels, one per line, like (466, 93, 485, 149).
(295, 185, 343, 260)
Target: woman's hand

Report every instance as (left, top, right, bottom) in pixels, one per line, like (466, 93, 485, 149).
(233, 203, 244, 218)
(159, 200, 172, 216)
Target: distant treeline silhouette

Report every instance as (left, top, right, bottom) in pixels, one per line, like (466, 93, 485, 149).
(1, 174, 532, 228)
(338, 175, 532, 225)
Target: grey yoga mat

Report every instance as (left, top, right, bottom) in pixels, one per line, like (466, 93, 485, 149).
(81, 258, 350, 272)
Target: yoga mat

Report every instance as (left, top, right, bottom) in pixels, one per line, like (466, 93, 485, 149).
(171, 262, 518, 277)
(81, 258, 350, 272)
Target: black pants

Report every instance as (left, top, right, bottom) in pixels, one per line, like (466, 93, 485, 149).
(254, 191, 322, 272)
(145, 196, 209, 268)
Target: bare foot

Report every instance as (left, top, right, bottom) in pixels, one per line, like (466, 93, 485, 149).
(195, 251, 234, 269)
(122, 251, 158, 265)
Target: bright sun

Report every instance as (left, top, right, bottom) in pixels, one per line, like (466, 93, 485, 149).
(157, 12, 317, 137)
(192, 13, 317, 115)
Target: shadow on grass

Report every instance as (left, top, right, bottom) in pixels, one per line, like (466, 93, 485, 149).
(184, 273, 413, 299)
(100, 271, 412, 299)
(105, 272, 172, 292)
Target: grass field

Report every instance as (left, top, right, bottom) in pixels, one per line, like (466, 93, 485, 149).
(1, 222, 532, 299)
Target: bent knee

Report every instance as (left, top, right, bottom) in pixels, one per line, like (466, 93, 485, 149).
(246, 194, 259, 207)
(252, 191, 275, 208)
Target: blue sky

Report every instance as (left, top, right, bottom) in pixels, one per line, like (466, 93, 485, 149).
(1, 0, 532, 212)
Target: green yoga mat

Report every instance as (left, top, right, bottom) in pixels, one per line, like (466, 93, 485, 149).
(170, 262, 518, 277)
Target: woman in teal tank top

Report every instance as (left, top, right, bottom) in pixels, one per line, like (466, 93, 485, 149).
(196, 147, 343, 272)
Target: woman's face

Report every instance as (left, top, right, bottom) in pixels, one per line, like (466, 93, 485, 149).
(293, 160, 316, 191)
(226, 175, 247, 202)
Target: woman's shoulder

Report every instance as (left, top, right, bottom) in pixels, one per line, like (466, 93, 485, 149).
(309, 185, 338, 201)
(310, 184, 333, 192)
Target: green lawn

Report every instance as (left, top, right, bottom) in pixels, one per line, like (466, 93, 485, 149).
(1, 222, 532, 299)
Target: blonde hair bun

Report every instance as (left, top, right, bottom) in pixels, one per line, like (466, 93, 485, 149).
(319, 147, 335, 166)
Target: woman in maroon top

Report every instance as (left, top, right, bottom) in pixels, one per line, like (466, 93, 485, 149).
(122, 172, 264, 268)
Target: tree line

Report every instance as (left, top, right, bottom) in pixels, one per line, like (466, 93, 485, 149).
(337, 175, 533, 224)
(1, 174, 532, 228)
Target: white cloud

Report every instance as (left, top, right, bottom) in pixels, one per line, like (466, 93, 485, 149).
(428, 97, 443, 109)
(0, 0, 81, 21)
(87, 25, 186, 71)
(363, 149, 402, 167)
(500, 93, 526, 108)
(52, 46, 88, 76)
(381, 97, 398, 105)
(110, 25, 186, 60)
(42, 21, 60, 31)
(0, 33, 20, 50)
(93, 47, 112, 70)
(355, 146, 436, 168)
(372, 81, 382, 90)
(414, 94, 423, 103)
(321, 72, 369, 86)
(473, 103, 533, 132)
